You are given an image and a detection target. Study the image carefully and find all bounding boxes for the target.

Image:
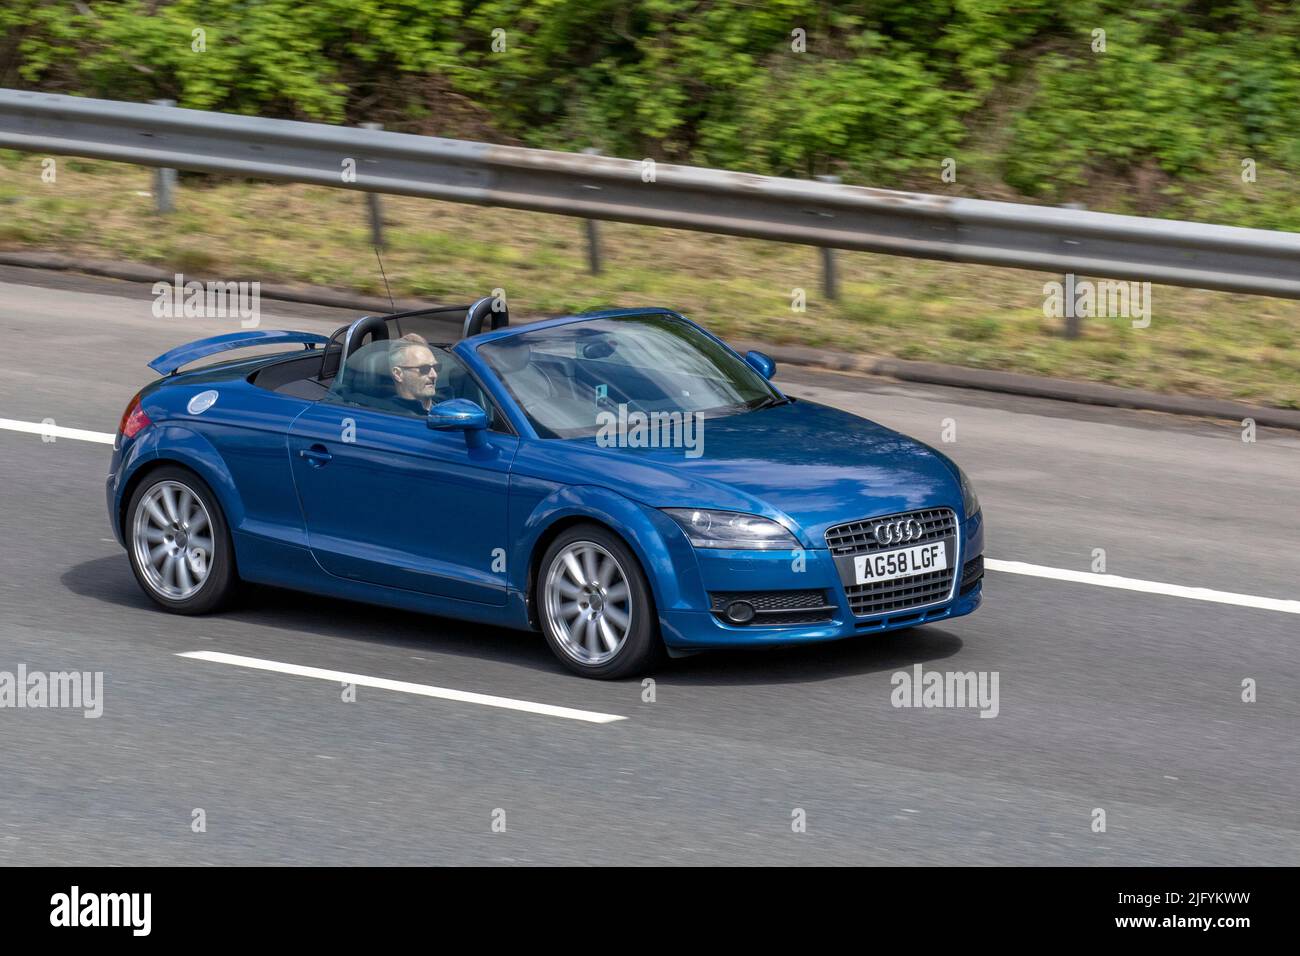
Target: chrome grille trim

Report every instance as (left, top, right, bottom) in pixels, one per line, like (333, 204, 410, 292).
(825, 507, 957, 556)
(828, 508, 961, 617)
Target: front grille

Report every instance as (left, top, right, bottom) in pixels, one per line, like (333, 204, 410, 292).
(825, 507, 957, 556)
(844, 568, 954, 617)
(828, 508, 959, 617)
(709, 589, 834, 626)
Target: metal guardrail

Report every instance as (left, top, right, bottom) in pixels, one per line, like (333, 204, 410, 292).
(2, 89, 1299, 298)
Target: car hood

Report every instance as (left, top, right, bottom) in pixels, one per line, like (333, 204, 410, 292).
(526, 399, 962, 547)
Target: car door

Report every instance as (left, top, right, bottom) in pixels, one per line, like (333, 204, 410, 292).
(287, 347, 517, 606)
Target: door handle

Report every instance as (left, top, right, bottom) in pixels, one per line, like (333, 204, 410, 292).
(299, 444, 332, 466)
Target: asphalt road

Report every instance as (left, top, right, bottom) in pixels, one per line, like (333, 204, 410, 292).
(0, 266, 1296, 865)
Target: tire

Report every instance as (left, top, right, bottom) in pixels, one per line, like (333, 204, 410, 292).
(125, 465, 237, 614)
(536, 523, 663, 679)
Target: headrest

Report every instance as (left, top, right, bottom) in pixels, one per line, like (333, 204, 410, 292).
(337, 343, 395, 400)
(358, 348, 394, 380)
(490, 342, 532, 373)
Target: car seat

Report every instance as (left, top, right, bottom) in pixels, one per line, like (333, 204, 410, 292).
(489, 343, 556, 409)
(336, 343, 396, 404)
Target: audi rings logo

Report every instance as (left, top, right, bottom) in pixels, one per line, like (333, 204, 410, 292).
(873, 518, 924, 546)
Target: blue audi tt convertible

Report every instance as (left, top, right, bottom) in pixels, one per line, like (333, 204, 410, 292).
(108, 296, 983, 678)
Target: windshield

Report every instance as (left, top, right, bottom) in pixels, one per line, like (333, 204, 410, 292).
(477, 313, 780, 438)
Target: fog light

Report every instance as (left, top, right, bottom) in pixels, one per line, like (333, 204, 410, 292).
(725, 601, 756, 625)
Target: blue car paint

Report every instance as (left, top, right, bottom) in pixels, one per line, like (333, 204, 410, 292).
(287, 399, 517, 605)
(108, 309, 983, 652)
(507, 479, 704, 620)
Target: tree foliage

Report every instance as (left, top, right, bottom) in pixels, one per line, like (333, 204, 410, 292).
(3, 1, 1297, 214)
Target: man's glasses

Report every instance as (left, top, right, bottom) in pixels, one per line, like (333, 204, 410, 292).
(397, 364, 437, 376)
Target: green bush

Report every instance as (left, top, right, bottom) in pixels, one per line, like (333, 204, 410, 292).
(2, 1, 1297, 225)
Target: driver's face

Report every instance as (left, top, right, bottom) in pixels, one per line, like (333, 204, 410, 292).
(393, 346, 438, 401)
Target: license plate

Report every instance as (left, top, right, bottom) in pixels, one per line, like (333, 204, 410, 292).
(853, 541, 948, 585)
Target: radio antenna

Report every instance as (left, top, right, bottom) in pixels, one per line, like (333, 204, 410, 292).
(374, 246, 396, 312)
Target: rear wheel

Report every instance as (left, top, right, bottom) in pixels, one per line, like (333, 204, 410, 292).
(126, 465, 237, 614)
(537, 524, 662, 679)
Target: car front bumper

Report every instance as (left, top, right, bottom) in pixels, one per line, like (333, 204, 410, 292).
(656, 510, 984, 650)
(660, 584, 982, 649)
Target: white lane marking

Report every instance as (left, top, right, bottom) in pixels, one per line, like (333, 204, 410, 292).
(0, 417, 114, 444)
(986, 559, 1300, 615)
(177, 651, 627, 724)
(5, 416, 1296, 617)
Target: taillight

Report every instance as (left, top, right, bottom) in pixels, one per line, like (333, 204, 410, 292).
(119, 392, 152, 440)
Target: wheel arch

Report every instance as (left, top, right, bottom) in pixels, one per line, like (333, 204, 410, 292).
(116, 428, 246, 551)
(517, 487, 701, 630)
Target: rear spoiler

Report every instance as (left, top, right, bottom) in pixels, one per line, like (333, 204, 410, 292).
(148, 330, 331, 375)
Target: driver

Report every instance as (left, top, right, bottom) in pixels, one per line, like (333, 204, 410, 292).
(384, 333, 439, 415)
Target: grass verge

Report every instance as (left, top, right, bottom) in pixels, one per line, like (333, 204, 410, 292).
(1, 151, 1296, 408)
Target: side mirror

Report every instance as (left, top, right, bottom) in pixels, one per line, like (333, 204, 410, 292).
(744, 350, 776, 380)
(428, 398, 488, 432)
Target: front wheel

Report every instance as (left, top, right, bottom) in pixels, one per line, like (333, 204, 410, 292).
(126, 465, 237, 614)
(537, 524, 663, 679)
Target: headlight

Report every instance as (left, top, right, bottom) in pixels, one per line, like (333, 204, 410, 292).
(663, 509, 800, 550)
(959, 467, 981, 519)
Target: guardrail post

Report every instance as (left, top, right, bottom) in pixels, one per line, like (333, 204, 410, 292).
(582, 148, 603, 274)
(1061, 202, 1086, 339)
(150, 99, 177, 215)
(361, 123, 386, 249)
(815, 175, 840, 301)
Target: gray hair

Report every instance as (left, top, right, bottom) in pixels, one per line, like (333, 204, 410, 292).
(389, 333, 434, 369)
